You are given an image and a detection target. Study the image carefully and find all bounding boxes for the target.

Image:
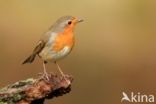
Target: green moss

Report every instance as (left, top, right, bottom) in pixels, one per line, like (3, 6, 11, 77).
(11, 78, 35, 88)
(0, 78, 35, 103)
(0, 101, 7, 104)
(13, 94, 22, 102)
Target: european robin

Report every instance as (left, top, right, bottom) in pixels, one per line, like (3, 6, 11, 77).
(22, 16, 83, 80)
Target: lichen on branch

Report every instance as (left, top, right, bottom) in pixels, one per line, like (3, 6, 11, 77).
(0, 74, 73, 104)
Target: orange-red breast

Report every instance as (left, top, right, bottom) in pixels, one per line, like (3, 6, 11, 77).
(22, 16, 83, 80)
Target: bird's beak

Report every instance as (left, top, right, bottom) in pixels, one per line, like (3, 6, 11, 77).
(77, 18, 84, 23)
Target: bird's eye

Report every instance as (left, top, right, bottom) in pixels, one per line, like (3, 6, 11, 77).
(68, 21, 72, 25)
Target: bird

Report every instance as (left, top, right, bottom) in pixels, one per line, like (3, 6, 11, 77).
(22, 16, 83, 80)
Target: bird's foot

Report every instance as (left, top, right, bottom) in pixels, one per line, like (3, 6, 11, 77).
(38, 72, 49, 81)
(44, 71, 50, 80)
(61, 74, 71, 85)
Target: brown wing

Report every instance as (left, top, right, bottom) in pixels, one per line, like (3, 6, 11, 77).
(32, 40, 45, 55)
(22, 40, 45, 64)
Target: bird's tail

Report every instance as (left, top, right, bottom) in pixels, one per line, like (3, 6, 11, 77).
(22, 54, 36, 64)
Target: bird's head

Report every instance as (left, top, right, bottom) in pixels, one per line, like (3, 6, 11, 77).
(50, 16, 83, 33)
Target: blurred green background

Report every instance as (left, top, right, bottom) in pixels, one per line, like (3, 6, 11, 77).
(0, 0, 156, 104)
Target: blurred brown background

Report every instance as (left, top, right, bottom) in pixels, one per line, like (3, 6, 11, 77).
(0, 0, 156, 104)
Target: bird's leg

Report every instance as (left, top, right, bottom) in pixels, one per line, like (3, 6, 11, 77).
(42, 61, 49, 80)
(55, 62, 65, 77)
(55, 62, 70, 84)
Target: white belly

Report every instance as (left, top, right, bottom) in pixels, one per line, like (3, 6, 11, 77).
(39, 46, 72, 62)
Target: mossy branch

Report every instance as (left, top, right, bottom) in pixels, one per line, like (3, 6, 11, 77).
(0, 73, 73, 104)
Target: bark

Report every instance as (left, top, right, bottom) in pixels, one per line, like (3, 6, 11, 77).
(0, 73, 73, 104)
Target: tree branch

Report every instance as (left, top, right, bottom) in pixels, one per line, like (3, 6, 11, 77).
(0, 73, 73, 104)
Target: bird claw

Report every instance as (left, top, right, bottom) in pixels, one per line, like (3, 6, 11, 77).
(43, 73, 50, 81)
(61, 74, 71, 85)
(38, 72, 49, 81)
